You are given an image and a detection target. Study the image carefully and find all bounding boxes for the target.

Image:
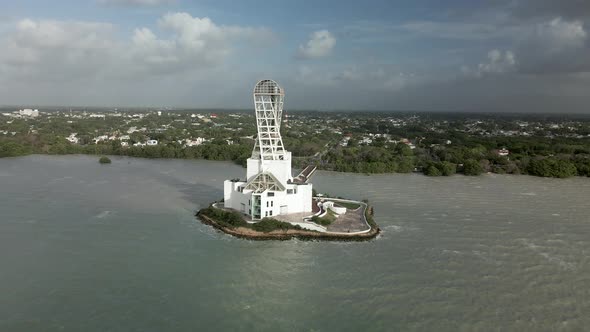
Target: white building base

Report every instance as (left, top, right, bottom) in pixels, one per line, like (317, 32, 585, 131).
(224, 179, 312, 220)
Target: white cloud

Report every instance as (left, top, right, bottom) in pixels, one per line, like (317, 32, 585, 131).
(298, 30, 336, 58)
(480, 49, 517, 73)
(0, 13, 274, 80)
(532, 17, 586, 52)
(513, 17, 589, 74)
(463, 49, 517, 77)
(293, 63, 426, 94)
(0, 13, 278, 107)
(13, 19, 115, 50)
(0, 19, 118, 80)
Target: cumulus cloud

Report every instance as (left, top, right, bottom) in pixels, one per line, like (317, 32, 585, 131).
(0, 13, 278, 107)
(516, 17, 589, 74)
(0, 19, 118, 80)
(479, 49, 517, 74)
(462, 50, 517, 77)
(293, 63, 426, 95)
(458, 17, 588, 77)
(533, 17, 587, 52)
(0, 13, 274, 80)
(297, 30, 335, 58)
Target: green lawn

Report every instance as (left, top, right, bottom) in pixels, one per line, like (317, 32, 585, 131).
(311, 210, 337, 226)
(334, 201, 361, 210)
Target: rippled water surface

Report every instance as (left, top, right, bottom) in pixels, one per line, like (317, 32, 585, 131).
(1, 155, 590, 331)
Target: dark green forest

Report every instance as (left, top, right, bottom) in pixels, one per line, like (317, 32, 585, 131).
(2, 110, 590, 178)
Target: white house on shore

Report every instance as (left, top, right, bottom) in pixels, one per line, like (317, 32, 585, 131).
(224, 80, 313, 220)
(19, 109, 39, 117)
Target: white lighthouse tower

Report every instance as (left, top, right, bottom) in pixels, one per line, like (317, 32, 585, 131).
(223, 80, 314, 220)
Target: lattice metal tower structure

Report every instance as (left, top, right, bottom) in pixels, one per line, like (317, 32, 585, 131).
(252, 79, 286, 161)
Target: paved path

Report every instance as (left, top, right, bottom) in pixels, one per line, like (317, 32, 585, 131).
(273, 212, 312, 224)
(216, 201, 370, 234)
(326, 206, 369, 233)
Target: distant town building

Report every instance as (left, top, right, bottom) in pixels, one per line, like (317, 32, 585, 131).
(181, 137, 206, 147)
(19, 109, 39, 117)
(497, 148, 510, 156)
(93, 135, 108, 143)
(146, 140, 158, 146)
(66, 133, 79, 144)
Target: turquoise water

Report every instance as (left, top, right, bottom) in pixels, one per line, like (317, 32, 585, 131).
(1, 155, 590, 331)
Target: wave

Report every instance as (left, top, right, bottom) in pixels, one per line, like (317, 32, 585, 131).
(94, 211, 111, 219)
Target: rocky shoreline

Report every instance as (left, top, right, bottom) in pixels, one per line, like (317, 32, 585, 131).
(196, 208, 380, 242)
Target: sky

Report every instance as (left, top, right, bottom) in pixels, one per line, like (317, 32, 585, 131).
(0, 0, 589, 112)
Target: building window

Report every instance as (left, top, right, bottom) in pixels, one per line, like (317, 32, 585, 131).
(269, 211, 273, 216)
(267, 192, 274, 197)
(271, 201, 274, 207)
(287, 189, 293, 194)
(266, 201, 269, 207)
(248, 200, 251, 206)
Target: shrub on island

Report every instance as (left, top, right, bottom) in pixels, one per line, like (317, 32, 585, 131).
(334, 201, 361, 210)
(423, 161, 457, 176)
(425, 165, 441, 176)
(200, 206, 247, 228)
(99, 156, 111, 164)
(463, 159, 484, 175)
(364, 204, 378, 229)
(200, 207, 303, 232)
(311, 210, 337, 226)
(252, 218, 302, 233)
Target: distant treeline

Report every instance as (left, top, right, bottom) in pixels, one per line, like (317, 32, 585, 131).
(319, 136, 590, 178)
(1, 135, 590, 178)
(0, 138, 252, 167)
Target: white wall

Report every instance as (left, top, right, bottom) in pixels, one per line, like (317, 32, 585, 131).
(246, 152, 292, 185)
(257, 183, 313, 218)
(226, 149, 313, 220)
(225, 181, 313, 220)
(246, 158, 261, 182)
(322, 201, 347, 215)
(224, 180, 250, 214)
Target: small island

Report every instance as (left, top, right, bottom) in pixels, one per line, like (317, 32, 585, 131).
(99, 156, 111, 164)
(197, 197, 379, 241)
(196, 80, 380, 241)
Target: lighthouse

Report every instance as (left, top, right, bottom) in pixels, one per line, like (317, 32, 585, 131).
(223, 80, 314, 220)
